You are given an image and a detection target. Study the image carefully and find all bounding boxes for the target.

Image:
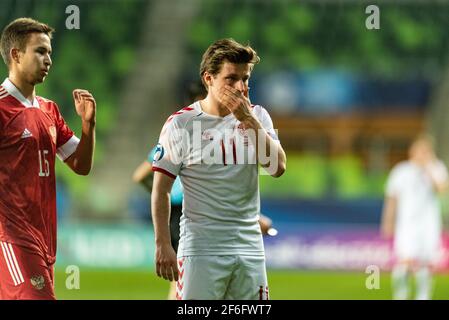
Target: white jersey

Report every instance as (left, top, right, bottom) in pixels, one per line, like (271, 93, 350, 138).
(386, 160, 448, 261)
(152, 101, 279, 257)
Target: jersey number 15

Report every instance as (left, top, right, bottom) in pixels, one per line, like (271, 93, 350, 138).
(38, 149, 50, 177)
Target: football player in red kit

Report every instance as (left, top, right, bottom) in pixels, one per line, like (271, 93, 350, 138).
(0, 18, 96, 299)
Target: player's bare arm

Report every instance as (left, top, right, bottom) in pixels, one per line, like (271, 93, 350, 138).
(380, 195, 397, 238)
(218, 84, 286, 177)
(424, 161, 449, 194)
(151, 171, 178, 282)
(65, 89, 96, 175)
(132, 161, 154, 192)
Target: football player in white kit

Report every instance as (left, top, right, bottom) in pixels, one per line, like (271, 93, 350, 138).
(381, 135, 448, 300)
(151, 38, 286, 299)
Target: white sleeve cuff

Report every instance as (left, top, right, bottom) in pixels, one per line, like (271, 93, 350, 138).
(57, 135, 80, 161)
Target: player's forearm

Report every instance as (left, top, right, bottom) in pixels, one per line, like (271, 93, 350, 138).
(151, 191, 172, 246)
(70, 120, 95, 175)
(426, 169, 448, 194)
(380, 197, 396, 236)
(132, 162, 154, 192)
(243, 117, 286, 178)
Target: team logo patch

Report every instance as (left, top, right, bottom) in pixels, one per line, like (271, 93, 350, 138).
(49, 126, 57, 145)
(237, 123, 247, 136)
(153, 143, 165, 161)
(21, 128, 33, 139)
(236, 123, 249, 146)
(30, 275, 45, 290)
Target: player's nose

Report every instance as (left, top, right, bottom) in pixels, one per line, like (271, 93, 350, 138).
(235, 80, 245, 93)
(44, 55, 52, 68)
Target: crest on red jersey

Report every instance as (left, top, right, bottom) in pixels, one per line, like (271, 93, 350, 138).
(30, 275, 45, 290)
(49, 126, 57, 144)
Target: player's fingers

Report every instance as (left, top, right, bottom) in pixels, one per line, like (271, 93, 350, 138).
(79, 93, 94, 100)
(220, 90, 240, 105)
(80, 97, 96, 105)
(222, 90, 240, 102)
(75, 89, 90, 94)
(156, 262, 162, 278)
(166, 266, 174, 282)
(172, 264, 179, 282)
(72, 90, 80, 102)
(160, 264, 168, 280)
(73, 89, 89, 97)
(166, 265, 174, 281)
(224, 85, 243, 98)
(82, 98, 96, 106)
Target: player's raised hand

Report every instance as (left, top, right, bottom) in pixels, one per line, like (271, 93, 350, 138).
(73, 89, 96, 124)
(218, 85, 253, 123)
(155, 243, 179, 282)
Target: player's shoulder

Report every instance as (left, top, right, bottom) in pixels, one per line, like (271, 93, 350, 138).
(164, 102, 202, 128)
(434, 159, 447, 169)
(251, 104, 266, 114)
(251, 104, 272, 119)
(391, 161, 412, 175)
(36, 96, 59, 109)
(36, 95, 56, 105)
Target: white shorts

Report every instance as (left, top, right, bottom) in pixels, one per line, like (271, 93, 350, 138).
(176, 255, 269, 300)
(394, 232, 441, 263)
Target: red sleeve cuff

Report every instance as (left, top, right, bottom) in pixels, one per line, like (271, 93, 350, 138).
(152, 166, 176, 179)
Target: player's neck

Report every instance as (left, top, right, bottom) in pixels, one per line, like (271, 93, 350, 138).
(8, 74, 36, 102)
(201, 95, 231, 118)
(410, 158, 426, 167)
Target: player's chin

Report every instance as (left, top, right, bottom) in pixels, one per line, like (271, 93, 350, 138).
(35, 76, 46, 84)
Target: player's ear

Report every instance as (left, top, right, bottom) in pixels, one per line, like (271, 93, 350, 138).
(10, 48, 21, 64)
(203, 72, 213, 88)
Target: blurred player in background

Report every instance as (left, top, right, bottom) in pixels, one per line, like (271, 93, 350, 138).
(151, 38, 286, 300)
(0, 18, 96, 299)
(381, 135, 448, 300)
(134, 81, 275, 299)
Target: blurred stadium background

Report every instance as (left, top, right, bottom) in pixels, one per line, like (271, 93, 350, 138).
(2, 0, 449, 299)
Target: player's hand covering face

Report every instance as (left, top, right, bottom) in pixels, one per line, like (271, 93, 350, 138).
(73, 89, 96, 123)
(218, 84, 254, 123)
(213, 62, 254, 122)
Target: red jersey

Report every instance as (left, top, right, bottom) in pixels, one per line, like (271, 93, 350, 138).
(0, 78, 79, 264)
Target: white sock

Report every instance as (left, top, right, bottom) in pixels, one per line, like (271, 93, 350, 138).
(415, 267, 432, 300)
(392, 264, 409, 300)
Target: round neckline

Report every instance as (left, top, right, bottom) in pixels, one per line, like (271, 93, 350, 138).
(198, 100, 233, 120)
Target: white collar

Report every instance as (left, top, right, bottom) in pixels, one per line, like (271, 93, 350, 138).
(1, 78, 40, 108)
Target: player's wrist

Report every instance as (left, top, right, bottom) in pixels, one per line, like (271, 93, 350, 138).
(155, 238, 172, 247)
(241, 116, 261, 130)
(82, 119, 96, 128)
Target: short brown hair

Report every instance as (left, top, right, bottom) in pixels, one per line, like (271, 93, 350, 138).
(0, 17, 54, 67)
(199, 38, 260, 89)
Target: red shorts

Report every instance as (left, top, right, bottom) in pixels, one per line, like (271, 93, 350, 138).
(0, 241, 55, 300)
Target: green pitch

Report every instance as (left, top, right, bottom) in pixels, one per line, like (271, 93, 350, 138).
(54, 269, 449, 300)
